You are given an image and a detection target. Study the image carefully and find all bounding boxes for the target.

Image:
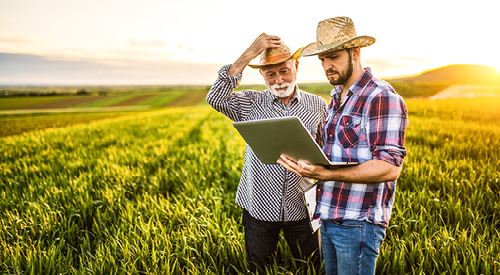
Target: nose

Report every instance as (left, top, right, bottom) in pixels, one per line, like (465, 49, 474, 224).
(275, 75, 284, 85)
(322, 60, 333, 71)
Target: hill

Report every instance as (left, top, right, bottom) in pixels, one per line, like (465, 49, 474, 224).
(297, 64, 500, 98)
(393, 64, 500, 85)
(387, 64, 500, 98)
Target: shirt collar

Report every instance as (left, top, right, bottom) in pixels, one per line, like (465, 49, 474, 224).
(292, 84, 302, 102)
(330, 67, 373, 99)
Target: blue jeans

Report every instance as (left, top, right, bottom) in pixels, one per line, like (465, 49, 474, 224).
(321, 219, 386, 275)
(242, 209, 321, 273)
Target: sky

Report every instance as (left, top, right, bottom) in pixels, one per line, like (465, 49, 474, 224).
(1, 0, 499, 86)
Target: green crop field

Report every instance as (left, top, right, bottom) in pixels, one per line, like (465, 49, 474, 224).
(0, 96, 75, 110)
(1, 97, 499, 274)
(0, 112, 134, 138)
(0, 85, 210, 113)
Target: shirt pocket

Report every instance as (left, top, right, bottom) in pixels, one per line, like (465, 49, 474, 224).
(337, 115, 363, 148)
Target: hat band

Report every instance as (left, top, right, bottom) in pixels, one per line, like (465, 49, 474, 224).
(262, 53, 291, 64)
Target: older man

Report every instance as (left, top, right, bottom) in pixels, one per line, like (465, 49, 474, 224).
(278, 17, 409, 275)
(207, 33, 327, 273)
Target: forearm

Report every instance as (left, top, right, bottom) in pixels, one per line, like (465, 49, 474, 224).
(227, 50, 259, 76)
(278, 155, 402, 184)
(319, 159, 401, 183)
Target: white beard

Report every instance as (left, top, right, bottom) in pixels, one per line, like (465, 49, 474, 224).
(266, 82, 295, 98)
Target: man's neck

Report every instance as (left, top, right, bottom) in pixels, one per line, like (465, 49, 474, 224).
(340, 66, 364, 102)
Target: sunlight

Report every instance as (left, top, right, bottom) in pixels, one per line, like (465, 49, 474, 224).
(495, 66, 500, 75)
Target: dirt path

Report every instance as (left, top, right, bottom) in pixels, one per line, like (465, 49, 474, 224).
(0, 106, 152, 114)
(109, 94, 157, 106)
(12, 96, 108, 109)
(166, 92, 207, 107)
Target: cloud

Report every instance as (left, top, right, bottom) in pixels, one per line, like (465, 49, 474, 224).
(0, 52, 226, 85)
(0, 35, 43, 55)
(128, 39, 166, 48)
(176, 44, 195, 52)
(0, 36, 34, 44)
(0, 52, 452, 86)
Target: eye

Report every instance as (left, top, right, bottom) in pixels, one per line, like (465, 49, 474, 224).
(321, 54, 337, 61)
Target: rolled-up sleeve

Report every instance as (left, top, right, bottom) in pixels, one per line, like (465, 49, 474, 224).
(368, 90, 408, 167)
(206, 64, 250, 122)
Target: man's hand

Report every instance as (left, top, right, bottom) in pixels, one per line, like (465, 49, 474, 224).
(277, 154, 329, 181)
(228, 33, 281, 76)
(245, 33, 281, 58)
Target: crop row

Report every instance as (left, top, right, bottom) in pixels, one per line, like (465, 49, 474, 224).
(0, 91, 198, 111)
(1, 107, 255, 274)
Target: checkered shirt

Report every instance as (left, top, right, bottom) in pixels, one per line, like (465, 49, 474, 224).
(316, 68, 408, 227)
(207, 64, 328, 222)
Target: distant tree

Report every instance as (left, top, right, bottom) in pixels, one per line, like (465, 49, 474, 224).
(76, 88, 90, 96)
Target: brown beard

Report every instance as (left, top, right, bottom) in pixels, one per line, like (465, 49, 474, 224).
(327, 52, 353, 86)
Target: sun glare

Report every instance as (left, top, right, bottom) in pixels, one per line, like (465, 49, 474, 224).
(494, 66, 500, 75)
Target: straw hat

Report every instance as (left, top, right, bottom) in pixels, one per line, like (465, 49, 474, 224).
(248, 42, 301, 69)
(301, 16, 375, 57)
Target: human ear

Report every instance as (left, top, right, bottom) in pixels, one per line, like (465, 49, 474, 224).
(352, 48, 361, 60)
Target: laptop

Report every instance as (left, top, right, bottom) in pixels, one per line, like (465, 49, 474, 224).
(233, 116, 358, 167)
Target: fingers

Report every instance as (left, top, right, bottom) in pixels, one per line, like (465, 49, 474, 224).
(277, 154, 303, 176)
(261, 33, 281, 47)
(277, 156, 301, 176)
(278, 155, 324, 180)
(250, 33, 281, 54)
(258, 32, 280, 41)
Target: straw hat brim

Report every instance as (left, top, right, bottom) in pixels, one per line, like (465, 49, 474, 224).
(248, 48, 302, 69)
(301, 36, 375, 57)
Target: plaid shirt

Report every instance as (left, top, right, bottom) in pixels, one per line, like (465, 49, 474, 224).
(316, 68, 408, 227)
(207, 65, 328, 222)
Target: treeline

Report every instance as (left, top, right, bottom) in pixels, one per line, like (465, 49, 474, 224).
(0, 85, 213, 98)
(0, 82, 448, 99)
(0, 88, 108, 97)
